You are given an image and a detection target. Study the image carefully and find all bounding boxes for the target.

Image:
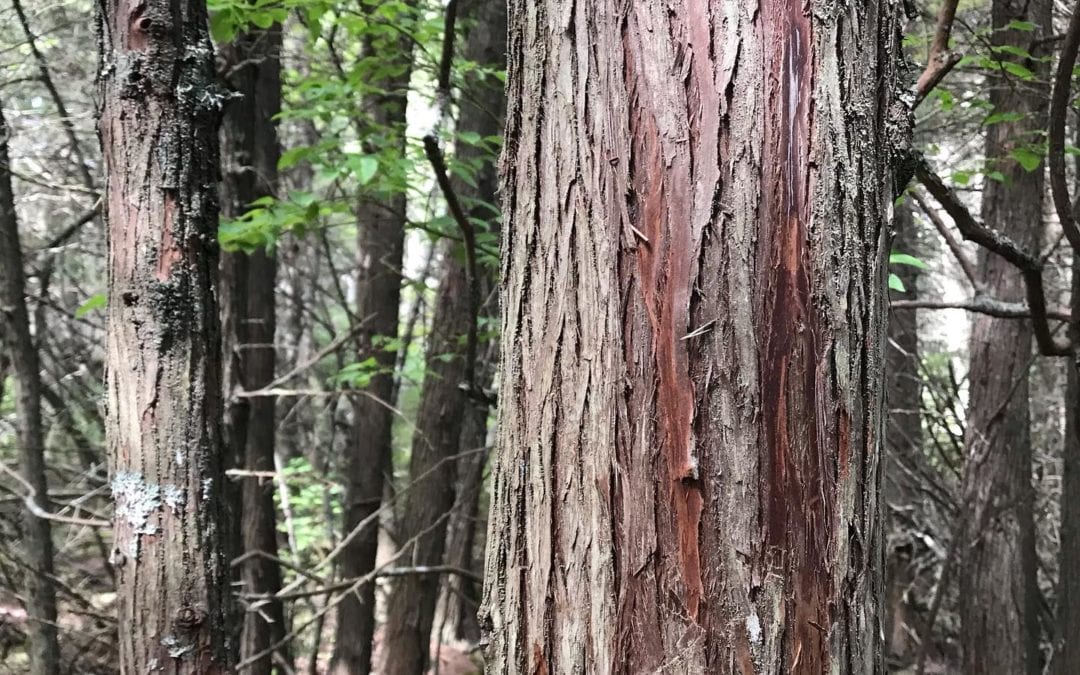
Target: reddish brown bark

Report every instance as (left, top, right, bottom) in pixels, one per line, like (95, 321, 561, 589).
(482, 0, 900, 671)
(98, 0, 232, 671)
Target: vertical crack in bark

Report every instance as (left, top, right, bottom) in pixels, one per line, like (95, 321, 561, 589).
(758, 1, 836, 671)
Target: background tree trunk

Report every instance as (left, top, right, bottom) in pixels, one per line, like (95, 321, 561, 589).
(1056, 250, 1080, 674)
(884, 203, 923, 668)
(378, 1, 506, 671)
(219, 24, 288, 674)
(0, 104, 61, 675)
(98, 0, 232, 670)
(332, 6, 416, 672)
(481, 0, 899, 671)
(957, 2, 1050, 672)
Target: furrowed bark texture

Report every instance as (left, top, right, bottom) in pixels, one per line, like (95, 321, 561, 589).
(0, 105, 61, 675)
(957, 2, 1049, 672)
(378, 2, 506, 671)
(219, 25, 287, 674)
(98, 0, 232, 671)
(332, 7, 416, 673)
(481, 0, 898, 672)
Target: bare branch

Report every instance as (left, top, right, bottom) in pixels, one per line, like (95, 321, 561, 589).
(916, 159, 1072, 355)
(1048, 0, 1080, 254)
(914, 0, 962, 108)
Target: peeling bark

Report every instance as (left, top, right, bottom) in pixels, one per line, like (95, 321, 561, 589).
(481, 0, 899, 671)
(98, 0, 232, 671)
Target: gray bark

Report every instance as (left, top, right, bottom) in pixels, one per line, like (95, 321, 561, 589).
(98, 0, 232, 670)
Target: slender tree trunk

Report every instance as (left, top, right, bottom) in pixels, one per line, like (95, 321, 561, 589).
(1056, 251, 1080, 674)
(435, 393, 490, 645)
(332, 6, 416, 673)
(219, 25, 288, 674)
(98, 0, 232, 671)
(884, 203, 922, 668)
(957, 3, 1049, 673)
(379, 2, 506, 671)
(0, 104, 61, 675)
(481, 0, 900, 671)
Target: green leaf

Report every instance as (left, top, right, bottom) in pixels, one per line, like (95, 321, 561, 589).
(889, 252, 930, 270)
(347, 155, 379, 185)
(951, 170, 971, 186)
(888, 273, 906, 293)
(1000, 61, 1036, 80)
(1010, 146, 1042, 172)
(278, 146, 311, 171)
(1004, 20, 1036, 32)
(985, 170, 1007, 183)
(209, 11, 237, 43)
(983, 111, 1026, 126)
(75, 293, 106, 318)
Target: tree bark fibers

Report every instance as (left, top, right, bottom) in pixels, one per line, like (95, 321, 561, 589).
(0, 105, 61, 675)
(958, 1, 1049, 672)
(98, 0, 232, 671)
(482, 0, 900, 672)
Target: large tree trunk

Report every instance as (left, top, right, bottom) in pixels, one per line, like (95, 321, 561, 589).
(98, 0, 232, 671)
(331, 6, 416, 673)
(957, 3, 1050, 673)
(219, 24, 288, 674)
(481, 0, 899, 671)
(378, 2, 506, 672)
(0, 104, 61, 675)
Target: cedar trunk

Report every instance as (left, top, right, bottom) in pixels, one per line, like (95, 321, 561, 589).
(219, 24, 288, 674)
(0, 105, 61, 675)
(481, 0, 899, 671)
(378, 1, 506, 671)
(957, 2, 1049, 672)
(332, 9, 416, 673)
(98, 0, 232, 671)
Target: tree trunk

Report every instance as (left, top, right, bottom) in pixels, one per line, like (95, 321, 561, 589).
(481, 0, 900, 671)
(883, 203, 922, 668)
(219, 24, 288, 674)
(378, 2, 506, 671)
(0, 104, 61, 675)
(98, 0, 232, 671)
(332, 7, 416, 673)
(1055, 251, 1080, 674)
(435, 392, 490, 646)
(957, 3, 1049, 673)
